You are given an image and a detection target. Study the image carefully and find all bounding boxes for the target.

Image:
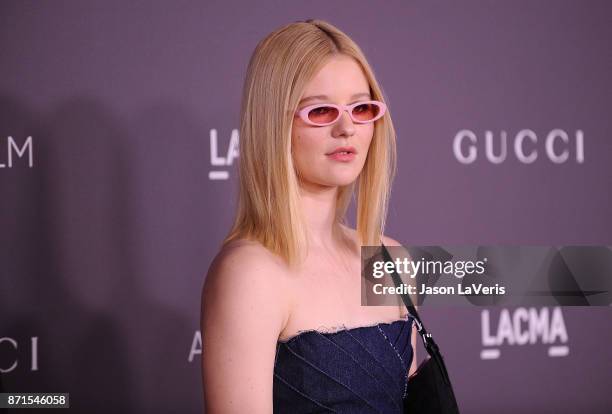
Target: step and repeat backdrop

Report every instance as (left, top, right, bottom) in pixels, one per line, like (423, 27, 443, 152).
(1, 1, 611, 413)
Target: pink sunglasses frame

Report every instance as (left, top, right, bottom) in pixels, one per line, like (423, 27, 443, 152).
(295, 100, 387, 126)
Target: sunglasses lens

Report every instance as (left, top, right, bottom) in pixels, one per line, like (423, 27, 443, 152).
(352, 103, 381, 122)
(307, 106, 339, 125)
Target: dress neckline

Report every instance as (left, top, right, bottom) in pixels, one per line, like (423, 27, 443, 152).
(277, 314, 412, 344)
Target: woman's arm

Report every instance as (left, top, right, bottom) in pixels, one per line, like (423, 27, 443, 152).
(201, 244, 288, 414)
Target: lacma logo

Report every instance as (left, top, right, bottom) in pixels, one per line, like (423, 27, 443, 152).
(0, 136, 34, 168)
(188, 330, 201, 363)
(480, 307, 569, 360)
(209, 129, 239, 180)
(453, 129, 584, 164)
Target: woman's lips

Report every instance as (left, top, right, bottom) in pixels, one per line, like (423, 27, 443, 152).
(327, 151, 356, 162)
(326, 146, 357, 162)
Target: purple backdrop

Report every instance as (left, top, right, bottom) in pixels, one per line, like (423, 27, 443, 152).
(1, 1, 611, 413)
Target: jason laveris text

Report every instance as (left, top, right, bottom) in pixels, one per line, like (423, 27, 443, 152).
(373, 283, 506, 296)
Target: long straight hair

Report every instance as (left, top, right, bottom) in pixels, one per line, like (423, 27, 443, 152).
(224, 19, 397, 266)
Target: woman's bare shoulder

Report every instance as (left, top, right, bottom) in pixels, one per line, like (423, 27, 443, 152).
(206, 238, 288, 288)
(202, 238, 291, 341)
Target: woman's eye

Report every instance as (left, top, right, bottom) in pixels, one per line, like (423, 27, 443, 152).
(354, 104, 368, 113)
(312, 107, 330, 114)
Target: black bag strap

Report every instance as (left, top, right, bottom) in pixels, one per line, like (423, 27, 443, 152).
(380, 242, 452, 384)
(380, 243, 431, 347)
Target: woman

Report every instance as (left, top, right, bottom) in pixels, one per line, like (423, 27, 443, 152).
(201, 19, 417, 413)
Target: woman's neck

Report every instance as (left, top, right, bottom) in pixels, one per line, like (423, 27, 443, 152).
(297, 181, 343, 250)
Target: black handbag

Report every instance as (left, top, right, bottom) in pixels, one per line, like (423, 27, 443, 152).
(381, 243, 461, 413)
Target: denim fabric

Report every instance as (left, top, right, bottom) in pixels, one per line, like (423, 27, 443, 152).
(274, 316, 414, 413)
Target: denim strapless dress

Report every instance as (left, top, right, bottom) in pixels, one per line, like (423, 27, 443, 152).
(273, 315, 414, 413)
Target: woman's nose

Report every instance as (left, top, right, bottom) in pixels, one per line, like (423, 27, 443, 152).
(332, 110, 355, 138)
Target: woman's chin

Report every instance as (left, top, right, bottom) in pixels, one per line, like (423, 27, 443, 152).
(322, 174, 359, 187)
(298, 175, 358, 190)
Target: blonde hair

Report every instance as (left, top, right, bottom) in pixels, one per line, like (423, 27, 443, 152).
(223, 19, 397, 266)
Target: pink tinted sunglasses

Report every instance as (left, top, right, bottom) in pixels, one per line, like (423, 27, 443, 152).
(296, 100, 387, 126)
